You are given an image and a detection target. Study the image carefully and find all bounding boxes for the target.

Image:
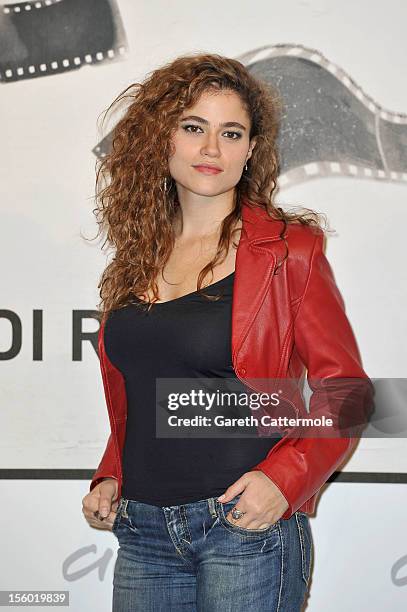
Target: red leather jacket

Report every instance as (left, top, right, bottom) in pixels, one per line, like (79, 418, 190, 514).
(90, 199, 373, 519)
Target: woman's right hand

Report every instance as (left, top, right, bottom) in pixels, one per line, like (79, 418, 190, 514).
(82, 478, 119, 531)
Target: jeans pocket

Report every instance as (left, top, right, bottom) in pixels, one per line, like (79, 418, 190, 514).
(294, 511, 313, 586)
(218, 497, 279, 537)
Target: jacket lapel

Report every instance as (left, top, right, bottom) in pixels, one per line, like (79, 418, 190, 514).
(232, 200, 287, 364)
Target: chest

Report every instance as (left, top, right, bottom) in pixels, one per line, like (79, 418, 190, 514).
(139, 229, 241, 303)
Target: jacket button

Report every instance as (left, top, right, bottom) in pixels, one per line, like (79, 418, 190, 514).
(239, 366, 247, 375)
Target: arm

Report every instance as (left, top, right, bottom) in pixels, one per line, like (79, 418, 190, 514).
(89, 318, 120, 493)
(251, 232, 374, 518)
(89, 433, 118, 492)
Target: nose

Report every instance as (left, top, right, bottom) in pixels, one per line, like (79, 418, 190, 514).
(200, 131, 221, 158)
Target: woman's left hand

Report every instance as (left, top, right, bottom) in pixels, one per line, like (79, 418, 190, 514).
(218, 471, 289, 529)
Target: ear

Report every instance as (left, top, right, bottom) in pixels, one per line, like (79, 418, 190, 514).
(247, 137, 257, 160)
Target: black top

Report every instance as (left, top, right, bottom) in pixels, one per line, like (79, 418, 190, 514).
(103, 271, 282, 506)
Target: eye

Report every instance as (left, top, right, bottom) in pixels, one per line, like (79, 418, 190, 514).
(224, 131, 242, 140)
(181, 125, 242, 139)
(182, 124, 203, 134)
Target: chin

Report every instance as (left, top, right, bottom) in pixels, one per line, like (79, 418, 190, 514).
(176, 181, 226, 198)
(191, 187, 228, 198)
(184, 178, 239, 196)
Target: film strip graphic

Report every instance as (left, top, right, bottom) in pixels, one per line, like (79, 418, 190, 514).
(93, 42, 407, 188)
(0, 0, 128, 82)
(235, 44, 407, 188)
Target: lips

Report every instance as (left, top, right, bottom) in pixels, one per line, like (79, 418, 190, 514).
(193, 165, 223, 175)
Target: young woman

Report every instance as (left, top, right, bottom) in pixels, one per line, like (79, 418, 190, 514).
(82, 53, 372, 611)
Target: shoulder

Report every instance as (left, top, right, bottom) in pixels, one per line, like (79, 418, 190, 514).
(241, 202, 325, 281)
(283, 223, 326, 302)
(243, 202, 323, 255)
(285, 221, 324, 259)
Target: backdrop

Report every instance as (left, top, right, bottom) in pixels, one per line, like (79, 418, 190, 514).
(1, 0, 406, 610)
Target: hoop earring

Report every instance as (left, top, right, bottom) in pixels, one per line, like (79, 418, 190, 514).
(244, 162, 248, 172)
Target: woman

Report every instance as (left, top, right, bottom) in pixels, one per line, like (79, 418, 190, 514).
(82, 53, 372, 611)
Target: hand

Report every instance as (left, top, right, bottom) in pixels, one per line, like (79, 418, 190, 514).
(218, 471, 289, 529)
(82, 478, 119, 531)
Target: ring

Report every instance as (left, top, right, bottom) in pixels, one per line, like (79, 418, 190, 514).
(231, 507, 246, 520)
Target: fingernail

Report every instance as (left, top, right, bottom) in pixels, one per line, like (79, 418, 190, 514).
(217, 494, 225, 501)
(100, 508, 109, 518)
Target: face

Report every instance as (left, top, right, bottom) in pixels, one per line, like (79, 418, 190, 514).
(168, 89, 257, 200)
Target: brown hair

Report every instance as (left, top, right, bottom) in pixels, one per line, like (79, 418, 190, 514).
(90, 52, 327, 322)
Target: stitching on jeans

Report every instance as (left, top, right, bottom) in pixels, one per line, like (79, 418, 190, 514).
(162, 509, 195, 568)
(180, 506, 192, 544)
(276, 521, 284, 612)
(117, 499, 140, 532)
(204, 516, 220, 538)
(164, 510, 184, 554)
(295, 512, 309, 585)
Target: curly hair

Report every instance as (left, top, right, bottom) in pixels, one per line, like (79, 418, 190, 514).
(90, 52, 327, 322)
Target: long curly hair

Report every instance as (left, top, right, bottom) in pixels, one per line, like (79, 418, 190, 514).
(91, 52, 327, 322)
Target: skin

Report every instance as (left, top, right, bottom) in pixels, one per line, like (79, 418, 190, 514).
(82, 89, 289, 531)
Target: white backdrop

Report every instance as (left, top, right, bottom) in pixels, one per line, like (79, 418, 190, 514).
(1, 0, 406, 610)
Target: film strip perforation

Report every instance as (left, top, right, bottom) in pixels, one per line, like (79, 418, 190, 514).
(238, 43, 407, 126)
(278, 162, 407, 189)
(0, 46, 126, 81)
(3, 0, 63, 12)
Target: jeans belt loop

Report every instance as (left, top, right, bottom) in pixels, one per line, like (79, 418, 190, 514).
(121, 498, 129, 518)
(208, 497, 217, 518)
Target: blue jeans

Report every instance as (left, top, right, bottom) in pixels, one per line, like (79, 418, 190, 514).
(112, 494, 313, 611)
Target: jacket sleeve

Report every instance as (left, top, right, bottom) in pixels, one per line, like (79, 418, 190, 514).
(89, 320, 119, 493)
(251, 231, 374, 518)
(89, 433, 118, 492)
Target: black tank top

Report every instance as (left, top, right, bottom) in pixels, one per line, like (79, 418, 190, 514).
(103, 272, 282, 506)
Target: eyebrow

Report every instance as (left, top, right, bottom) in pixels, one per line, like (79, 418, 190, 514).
(179, 115, 247, 131)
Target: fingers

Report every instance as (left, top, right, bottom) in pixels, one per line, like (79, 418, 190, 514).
(98, 494, 113, 519)
(81, 483, 118, 530)
(97, 480, 119, 518)
(94, 509, 117, 531)
(225, 505, 272, 530)
(82, 492, 98, 522)
(83, 508, 118, 531)
(226, 512, 271, 530)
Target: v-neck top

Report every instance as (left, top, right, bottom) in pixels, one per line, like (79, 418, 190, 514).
(103, 271, 282, 506)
